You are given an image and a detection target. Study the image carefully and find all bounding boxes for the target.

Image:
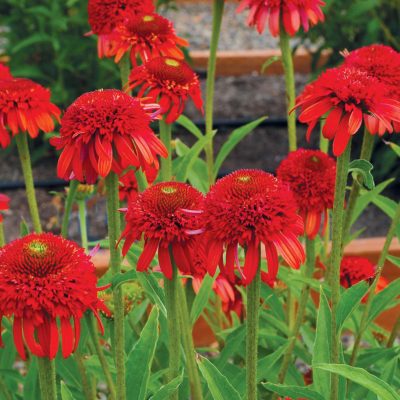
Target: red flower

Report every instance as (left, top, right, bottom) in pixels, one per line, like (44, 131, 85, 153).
(277, 149, 336, 239)
(0, 78, 61, 149)
(51, 89, 167, 184)
(340, 256, 376, 288)
(0, 194, 10, 223)
(296, 66, 400, 156)
(128, 56, 203, 123)
(237, 0, 325, 36)
(119, 170, 139, 202)
(0, 233, 108, 360)
(87, 0, 155, 58)
(204, 169, 305, 285)
(120, 182, 204, 279)
(110, 13, 189, 64)
(343, 44, 400, 133)
(0, 64, 12, 80)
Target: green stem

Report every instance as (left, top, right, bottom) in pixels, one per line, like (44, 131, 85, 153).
(329, 142, 352, 400)
(159, 119, 172, 181)
(246, 266, 261, 400)
(15, 133, 42, 233)
(164, 263, 181, 398)
(0, 223, 5, 247)
(277, 238, 316, 385)
(86, 314, 116, 400)
(205, 0, 225, 186)
(74, 351, 96, 400)
(320, 119, 329, 153)
(61, 180, 79, 238)
(387, 316, 400, 348)
(119, 53, 131, 93)
(177, 281, 203, 400)
(105, 172, 126, 400)
(37, 358, 57, 400)
(77, 199, 88, 251)
(135, 170, 148, 192)
(343, 131, 375, 240)
(0, 375, 12, 400)
(279, 31, 297, 152)
(350, 202, 400, 365)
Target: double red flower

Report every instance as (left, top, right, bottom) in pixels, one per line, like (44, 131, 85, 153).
(128, 56, 203, 123)
(237, 0, 325, 36)
(120, 182, 204, 279)
(51, 89, 167, 184)
(277, 149, 336, 239)
(204, 169, 305, 285)
(0, 233, 108, 360)
(0, 78, 61, 149)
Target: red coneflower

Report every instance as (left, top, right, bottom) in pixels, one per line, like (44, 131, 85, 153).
(277, 149, 336, 239)
(204, 169, 305, 285)
(120, 182, 204, 279)
(87, 0, 155, 58)
(51, 89, 167, 184)
(343, 44, 400, 133)
(0, 194, 9, 223)
(128, 56, 203, 123)
(237, 0, 325, 36)
(295, 66, 400, 156)
(0, 78, 61, 149)
(119, 170, 139, 202)
(0, 64, 12, 80)
(0, 233, 108, 360)
(111, 13, 189, 65)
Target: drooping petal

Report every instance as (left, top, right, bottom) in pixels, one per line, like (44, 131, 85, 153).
(243, 240, 260, 285)
(158, 243, 173, 279)
(137, 238, 159, 272)
(61, 318, 74, 358)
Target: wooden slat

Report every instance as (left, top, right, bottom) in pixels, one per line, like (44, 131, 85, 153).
(189, 48, 331, 76)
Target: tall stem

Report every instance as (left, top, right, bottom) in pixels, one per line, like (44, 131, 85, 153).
(74, 351, 95, 400)
(15, 133, 42, 233)
(320, 120, 329, 153)
(350, 202, 400, 365)
(164, 262, 181, 399)
(246, 265, 261, 400)
(277, 238, 316, 385)
(0, 223, 5, 247)
(159, 120, 172, 181)
(119, 53, 131, 93)
(61, 180, 79, 238)
(279, 31, 297, 152)
(329, 142, 352, 400)
(37, 358, 57, 400)
(105, 172, 126, 400)
(77, 199, 89, 251)
(177, 281, 203, 400)
(205, 0, 225, 186)
(86, 314, 117, 400)
(343, 131, 375, 240)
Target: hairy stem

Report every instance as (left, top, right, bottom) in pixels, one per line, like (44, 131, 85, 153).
(61, 180, 79, 238)
(279, 31, 297, 152)
(74, 351, 96, 400)
(205, 0, 225, 186)
(329, 142, 352, 400)
(177, 281, 203, 400)
(246, 266, 261, 400)
(0, 223, 5, 247)
(105, 172, 126, 400)
(77, 199, 89, 251)
(387, 316, 400, 348)
(37, 358, 57, 400)
(159, 119, 172, 181)
(15, 133, 42, 233)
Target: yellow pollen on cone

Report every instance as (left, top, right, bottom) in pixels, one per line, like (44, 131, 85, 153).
(161, 186, 177, 194)
(165, 58, 180, 67)
(143, 15, 155, 22)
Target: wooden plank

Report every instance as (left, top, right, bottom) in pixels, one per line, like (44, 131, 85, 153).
(190, 48, 331, 76)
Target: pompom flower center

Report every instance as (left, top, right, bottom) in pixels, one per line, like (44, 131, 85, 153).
(127, 14, 171, 36)
(147, 58, 195, 86)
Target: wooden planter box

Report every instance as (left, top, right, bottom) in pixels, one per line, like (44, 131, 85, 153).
(93, 237, 400, 339)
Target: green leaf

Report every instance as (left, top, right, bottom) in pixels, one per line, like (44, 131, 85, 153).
(190, 274, 216, 324)
(312, 288, 331, 398)
(388, 255, 400, 267)
(176, 115, 203, 139)
(315, 364, 400, 400)
(23, 358, 40, 400)
(262, 383, 325, 400)
(368, 278, 400, 323)
(385, 140, 400, 158)
(19, 219, 30, 237)
(213, 117, 267, 178)
(126, 307, 160, 400)
(175, 133, 214, 182)
(349, 159, 375, 190)
(371, 195, 398, 219)
(137, 273, 167, 317)
(60, 381, 74, 400)
(149, 371, 184, 400)
(11, 33, 52, 54)
(336, 281, 369, 330)
(111, 269, 136, 289)
(197, 356, 242, 400)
